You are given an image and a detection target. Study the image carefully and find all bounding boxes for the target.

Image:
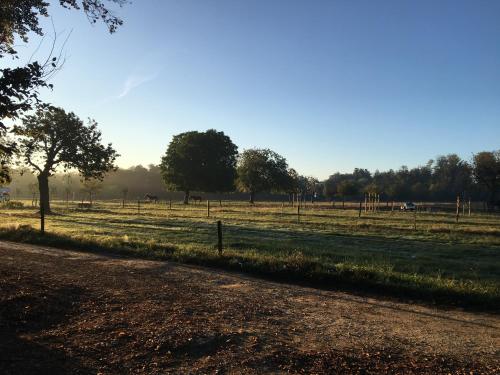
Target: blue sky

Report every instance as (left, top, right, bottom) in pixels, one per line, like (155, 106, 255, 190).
(10, 0, 500, 179)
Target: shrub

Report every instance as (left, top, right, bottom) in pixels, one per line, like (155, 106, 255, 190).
(1, 201, 25, 209)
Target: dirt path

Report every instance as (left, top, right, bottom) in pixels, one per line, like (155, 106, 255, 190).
(0, 241, 499, 374)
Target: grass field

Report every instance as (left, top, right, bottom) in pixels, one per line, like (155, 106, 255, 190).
(1, 199, 499, 310)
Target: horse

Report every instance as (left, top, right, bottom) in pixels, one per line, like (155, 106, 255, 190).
(144, 194, 158, 203)
(189, 195, 203, 204)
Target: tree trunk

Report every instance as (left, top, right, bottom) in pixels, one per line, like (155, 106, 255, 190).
(37, 173, 51, 214)
(249, 191, 255, 204)
(183, 190, 190, 204)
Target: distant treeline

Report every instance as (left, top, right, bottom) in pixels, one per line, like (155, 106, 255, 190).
(5, 152, 497, 203)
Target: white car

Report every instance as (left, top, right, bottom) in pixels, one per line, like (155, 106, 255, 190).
(400, 202, 416, 211)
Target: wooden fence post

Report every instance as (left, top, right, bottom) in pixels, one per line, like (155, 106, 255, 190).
(217, 220, 223, 255)
(456, 195, 460, 223)
(281, 202, 284, 216)
(468, 198, 471, 216)
(358, 201, 362, 218)
(207, 200, 210, 218)
(414, 208, 417, 231)
(137, 200, 140, 215)
(169, 199, 172, 210)
(297, 205, 300, 223)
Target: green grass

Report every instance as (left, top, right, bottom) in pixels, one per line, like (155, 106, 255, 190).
(1, 199, 499, 311)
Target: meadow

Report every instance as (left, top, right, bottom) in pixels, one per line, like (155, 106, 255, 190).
(1, 199, 499, 310)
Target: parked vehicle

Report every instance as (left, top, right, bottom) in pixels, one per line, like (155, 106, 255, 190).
(400, 202, 416, 211)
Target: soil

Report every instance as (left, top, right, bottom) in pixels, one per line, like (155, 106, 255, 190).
(0, 241, 499, 374)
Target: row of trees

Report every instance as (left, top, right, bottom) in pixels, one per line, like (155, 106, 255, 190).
(323, 153, 500, 204)
(159, 130, 500, 208)
(160, 130, 299, 204)
(4, 123, 499, 210)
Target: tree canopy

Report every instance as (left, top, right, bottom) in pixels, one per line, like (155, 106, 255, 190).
(0, 0, 126, 183)
(13, 106, 118, 212)
(472, 151, 500, 208)
(236, 148, 290, 203)
(160, 129, 238, 203)
(322, 154, 478, 202)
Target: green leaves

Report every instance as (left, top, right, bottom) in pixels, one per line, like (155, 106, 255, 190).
(236, 148, 291, 195)
(160, 130, 238, 194)
(14, 106, 118, 179)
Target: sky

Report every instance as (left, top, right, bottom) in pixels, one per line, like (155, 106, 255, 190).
(8, 0, 500, 179)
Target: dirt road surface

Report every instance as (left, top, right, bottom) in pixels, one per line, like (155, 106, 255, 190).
(0, 241, 499, 374)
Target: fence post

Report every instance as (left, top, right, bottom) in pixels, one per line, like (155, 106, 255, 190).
(468, 198, 471, 216)
(281, 202, 284, 216)
(414, 208, 417, 230)
(169, 199, 172, 210)
(40, 203, 45, 235)
(455, 195, 460, 223)
(122, 199, 125, 208)
(217, 220, 223, 255)
(207, 200, 210, 218)
(297, 205, 300, 223)
(358, 201, 362, 218)
(137, 200, 140, 215)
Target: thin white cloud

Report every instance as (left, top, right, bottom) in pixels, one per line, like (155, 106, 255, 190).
(97, 72, 158, 107)
(116, 73, 157, 99)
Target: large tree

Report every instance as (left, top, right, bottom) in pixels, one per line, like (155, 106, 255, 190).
(323, 172, 358, 201)
(337, 180, 358, 206)
(472, 150, 500, 210)
(0, 0, 126, 183)
(160, 130, 238, 204)
(13, 106, 118, 213)
(236, 148, 290, 204)
(430, 154, 472, 200)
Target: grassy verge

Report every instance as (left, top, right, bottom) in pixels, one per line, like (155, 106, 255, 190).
(1, 222, 498, 312)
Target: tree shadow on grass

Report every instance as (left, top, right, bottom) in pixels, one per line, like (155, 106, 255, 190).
(0, 224, 498, 314)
